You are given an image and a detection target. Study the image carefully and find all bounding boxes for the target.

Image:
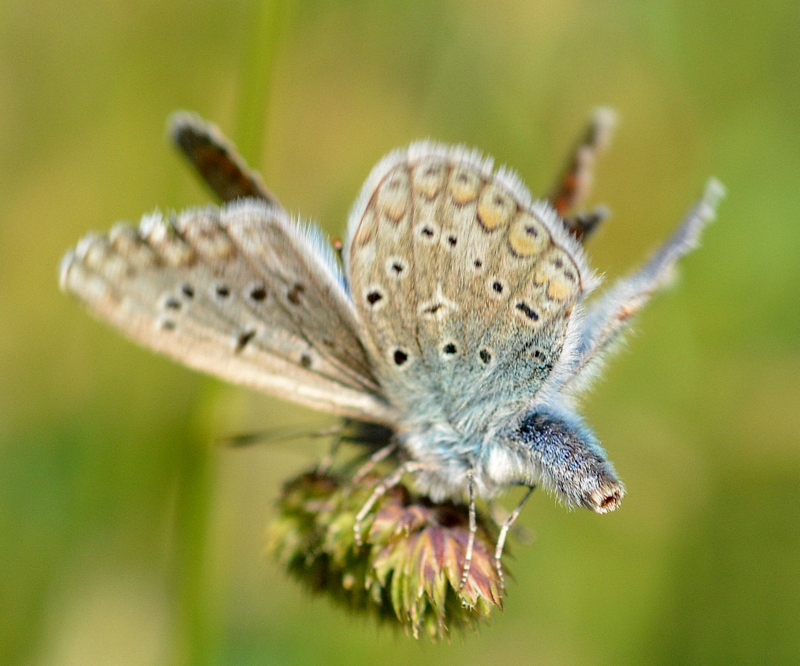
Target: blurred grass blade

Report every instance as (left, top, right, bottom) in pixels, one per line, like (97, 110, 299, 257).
(235, 0, 292, 165)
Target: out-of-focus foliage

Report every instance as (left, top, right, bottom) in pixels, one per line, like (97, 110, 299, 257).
(1, 1, 798, 664)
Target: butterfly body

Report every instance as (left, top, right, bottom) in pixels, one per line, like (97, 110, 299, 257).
(393, 418, 524, 502)
(344, 143, 622, 505)
(61, 112, 722, 516)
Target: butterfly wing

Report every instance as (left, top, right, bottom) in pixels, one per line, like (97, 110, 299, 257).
(169, 111, 281, 206)
(345, 142, 596, 427)
(61, 200, 396, 425)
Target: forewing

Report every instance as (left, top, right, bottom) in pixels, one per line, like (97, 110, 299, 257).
(346, 143, 596, 424)
(169, 111, 280, 205)
(61, 200, 396, 425)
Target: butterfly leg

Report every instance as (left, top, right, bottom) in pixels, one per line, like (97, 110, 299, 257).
(316, 435, 345, 474)
(458, 469, 477, 589)
(547, 107, 617, 241)
(350, 441, 398, 486)
(564, 178, 725, 391)
(494, 485, 536, 589)
(168, 111, 280, 205)
(306, 423, 361, 474)
(353, 459, 423, 546)
(489, 500, 532, 540)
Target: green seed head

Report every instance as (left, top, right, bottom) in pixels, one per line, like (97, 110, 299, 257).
(266, 466, 507, 640)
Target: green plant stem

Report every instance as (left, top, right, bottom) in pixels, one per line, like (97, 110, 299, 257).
(235, 0, 291, 166)
(173, 408, 217, 666)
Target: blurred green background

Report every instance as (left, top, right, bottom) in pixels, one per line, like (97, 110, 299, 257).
(2, 0, 798, 664)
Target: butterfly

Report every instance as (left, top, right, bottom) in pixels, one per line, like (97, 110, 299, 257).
(60, 110, 723, 580)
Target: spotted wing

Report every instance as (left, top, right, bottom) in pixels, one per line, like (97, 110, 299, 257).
(346, 142, 596, 426)
(169, 111, 280, 205)
(61, 200, 396, 424)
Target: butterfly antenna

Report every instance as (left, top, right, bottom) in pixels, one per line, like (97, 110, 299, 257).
(219, 423, 347, 448)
